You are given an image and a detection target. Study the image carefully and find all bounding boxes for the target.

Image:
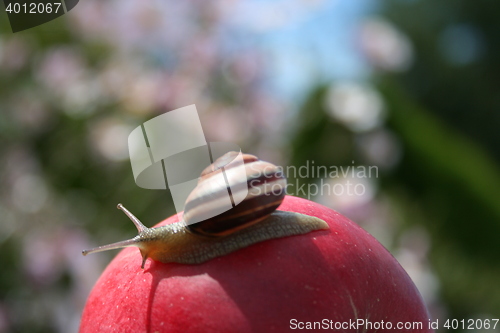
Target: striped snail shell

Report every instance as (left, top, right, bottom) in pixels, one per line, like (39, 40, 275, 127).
(82, 152, 328, 268)
(184, 152, 287, 236)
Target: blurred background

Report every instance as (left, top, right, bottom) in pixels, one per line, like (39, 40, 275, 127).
(1, 0, 499, 332)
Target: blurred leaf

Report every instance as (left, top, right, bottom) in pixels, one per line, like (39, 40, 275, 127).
(380, 78, 500, 317)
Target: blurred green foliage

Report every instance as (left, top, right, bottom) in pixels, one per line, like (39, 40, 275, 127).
(382, 0, 500, 163)
(382, 79, 500, 317)
(379, 0, 500, 323)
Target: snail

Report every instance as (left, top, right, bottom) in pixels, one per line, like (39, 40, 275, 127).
(82, 152, 329, 268)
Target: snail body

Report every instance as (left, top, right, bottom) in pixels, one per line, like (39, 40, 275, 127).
(82, 152, 329, 268)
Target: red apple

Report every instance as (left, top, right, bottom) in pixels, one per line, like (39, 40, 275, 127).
(80, 195, 432, 332)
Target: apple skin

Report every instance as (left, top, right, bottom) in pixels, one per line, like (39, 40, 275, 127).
(80, 195, 432, 333)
